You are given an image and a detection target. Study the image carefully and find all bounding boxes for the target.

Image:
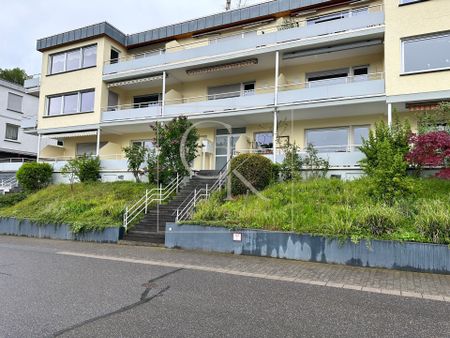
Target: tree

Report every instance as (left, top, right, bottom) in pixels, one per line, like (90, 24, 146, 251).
(0, 68, 28, 86)
(280, 142, 302, 181)
(149, 116, 199, 184)
(61, 155, 101, 189)
(123, 144, 147, 183)
(407, 131, 450, 179)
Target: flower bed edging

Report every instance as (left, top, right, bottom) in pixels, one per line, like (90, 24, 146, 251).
(0, 218, 119, 243)
(165, 223, 450, 274)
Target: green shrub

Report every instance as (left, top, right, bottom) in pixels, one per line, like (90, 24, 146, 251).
(359, 119, 412, 204)
(0, 192, 28, 209)
(16, 162, 53, 192)
(230, 154, 273, 196)
(77, 155, 101, 182)
(303, 144, 329, 179)
(62, 155, 101, 185)
(280, 143, 302, 181)
(355, 205, 402, 236)
(414, 200, 450, 244)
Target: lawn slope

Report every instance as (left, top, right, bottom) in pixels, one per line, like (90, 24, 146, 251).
(192, 178, 450, 244)
(0, 182, 148, 233)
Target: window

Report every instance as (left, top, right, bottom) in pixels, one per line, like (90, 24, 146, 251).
(57, 140, 64, 147)
(306, 126, 370, 152)
(400, 0, 427, 5)
(46, 90, 95, 116)
(49, 45, 97, 74)
(107, 91, 119, 111)
(133, 94, 161, 108)
(353, 66, 369, 81)
(403, 33, 450, 73)
(132, 140, 154, 150)
(7, 93, 23, 112)
(307, 7, 368, 26)
(5, 124, 19, 141)
(307, 68, 349, 87)
(208, 82, 256, 100)
(110, 48, 120, 64)
(306, 127, 349, 152)
(255, 132, 273, 149)
(76, 143, 96, 156)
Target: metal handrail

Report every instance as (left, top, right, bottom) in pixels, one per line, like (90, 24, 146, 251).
(123, 174, 183, 230)
(103, 3, 384, 66)
(176, 169, 228, 222)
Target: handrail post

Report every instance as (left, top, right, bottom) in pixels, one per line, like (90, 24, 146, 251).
(159, 183, 163, 202)
(176, 208, 179, 222)
(176, 173, 179, 193)
(145, 189, 148, 214)
(124, 207, 128, 231)
(206, 184, 209, 199)
(193, 189, 197, 208)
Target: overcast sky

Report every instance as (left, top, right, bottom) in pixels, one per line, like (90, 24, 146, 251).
(0, 0, 262, 75)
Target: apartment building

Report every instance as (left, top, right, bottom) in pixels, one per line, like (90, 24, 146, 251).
(0, 79, 44, 159)
(25, 0, 450, 181)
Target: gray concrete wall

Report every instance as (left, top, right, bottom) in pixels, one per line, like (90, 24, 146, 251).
(165, 223, 450, 274)
(0, 218, 119, 243)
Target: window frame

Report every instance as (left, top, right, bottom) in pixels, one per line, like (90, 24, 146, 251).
(48, 44, 97, 75)
(401, 32, 450, 75)
(45, 89, 95, 117)
(4, 123, 20, 142)
(304, 125, 370, 152)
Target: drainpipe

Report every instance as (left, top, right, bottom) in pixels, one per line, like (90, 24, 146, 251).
(162, 71, 166, 116)
(36, 133, 41, 162)
(387, 103, 393, 127)
(96, 128, 101, 157)
(273, 51, 280, 163)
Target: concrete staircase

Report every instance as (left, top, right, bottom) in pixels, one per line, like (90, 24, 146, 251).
(123, 171, 219, 244)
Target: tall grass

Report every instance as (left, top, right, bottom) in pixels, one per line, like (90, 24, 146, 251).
(192, 178, 450, 244)
(0, 182, 150, 233)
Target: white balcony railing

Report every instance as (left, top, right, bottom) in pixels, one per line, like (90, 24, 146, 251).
(24, 74, 41, 89)
(101, 72, 384, 123)
(103, 4, 384, 75)
(235, 146, 366, 168)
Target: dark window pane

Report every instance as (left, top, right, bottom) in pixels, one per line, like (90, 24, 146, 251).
(51, 53, 65, 74)
(48, 96, 62, 115)
(81, 91, 95, 112)
(64, 93, 78, 114)
(66, 49, 81, 71)
(82, 46, 97, 68)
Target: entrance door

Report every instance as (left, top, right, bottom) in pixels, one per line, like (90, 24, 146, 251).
(215, 134, 240, 170)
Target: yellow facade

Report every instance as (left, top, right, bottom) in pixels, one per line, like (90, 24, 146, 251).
(34, 0, 450, 173)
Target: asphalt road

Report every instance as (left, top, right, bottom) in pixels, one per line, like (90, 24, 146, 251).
(0, 239, 449, 338)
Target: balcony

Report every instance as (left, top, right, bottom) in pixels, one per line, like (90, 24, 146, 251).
(101, 72, 384, 123)
(23, 74, 40, 95)
(103, 5, 384, 77)
(236, 146, 365, 169)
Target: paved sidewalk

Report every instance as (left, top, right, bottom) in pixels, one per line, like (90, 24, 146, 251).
(1, 236, 449, 302)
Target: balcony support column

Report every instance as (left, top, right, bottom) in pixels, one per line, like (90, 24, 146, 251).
(273, 51, 280, 163)
(273, 108, 278, 163)
(162, 71, 166, 116)
(36, 133, 41, 162)
(388, 103, 392, 127)
(96, 128, 101, 157)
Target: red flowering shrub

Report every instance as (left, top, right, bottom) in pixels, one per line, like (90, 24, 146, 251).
(407, 131, 450, 179)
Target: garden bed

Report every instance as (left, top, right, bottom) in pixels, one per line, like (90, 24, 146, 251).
(0, 182, 149, 233)
(191, 178, 450, 245)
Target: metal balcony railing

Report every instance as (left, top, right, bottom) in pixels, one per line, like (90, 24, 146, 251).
(101, 72, 384, 122)
(23, 74, 41, 89)
(103, 4, 384, 74)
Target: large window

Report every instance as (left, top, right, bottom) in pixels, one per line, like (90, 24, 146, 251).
(403, 33, 450, 73)
(46, 90, 95, 116)
(7, 93, 23, 112)
(49, 45, 97, 74)
(254, 132, 273, 149)
(131, 140, 154, 150)
(305, 125, 370, 152)
(5, 124, 19, 141)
